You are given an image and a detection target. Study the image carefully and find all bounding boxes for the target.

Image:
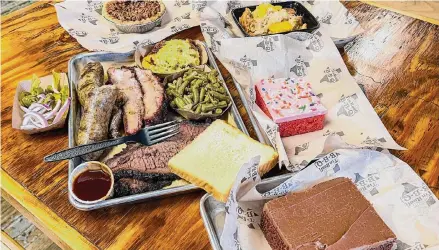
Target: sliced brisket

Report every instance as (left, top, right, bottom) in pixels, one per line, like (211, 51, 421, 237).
(105, 121, 209, 196)
(114, 178, 174, 197)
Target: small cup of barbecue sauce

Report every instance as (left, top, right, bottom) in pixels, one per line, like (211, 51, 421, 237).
(69, 161, 114, 204)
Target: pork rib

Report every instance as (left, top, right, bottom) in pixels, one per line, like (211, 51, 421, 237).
(134, 68, 166, 125)
(108, 67, 144, 135)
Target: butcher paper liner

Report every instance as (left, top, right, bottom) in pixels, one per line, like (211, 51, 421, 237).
(55, 0, 201, 53)
(199, 22, 404, 170)
(220, 143, 439, 250)
(55, 0, 363, 53)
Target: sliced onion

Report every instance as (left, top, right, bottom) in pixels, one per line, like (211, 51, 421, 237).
(44, 100, 61, 120)
(29, 103, 51, 112)
(27, 117, 44, 128)
(53, 98, 71, 124)
(20, 105, 30, 113)
(37, 94, 46, 102)
(24, 112, 49, 128)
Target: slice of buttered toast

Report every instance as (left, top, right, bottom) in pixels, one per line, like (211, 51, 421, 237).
(168, 120, 278, 202)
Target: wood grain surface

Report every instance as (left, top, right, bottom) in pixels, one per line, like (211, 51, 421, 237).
(1, 1, 438, 249)
(360, 1, 439, 25)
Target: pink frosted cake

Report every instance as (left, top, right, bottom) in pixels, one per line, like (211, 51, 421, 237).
(255, 78, 327, 137)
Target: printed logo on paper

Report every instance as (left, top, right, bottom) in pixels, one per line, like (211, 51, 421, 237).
(240, 160, 259, 183)
(226, 0, 242, 14)
(256, 36, 278, 52)
(344, 10, 356, 25)
(294, 143, 309, 155)
(320, 67, 342, 83)
(361, 136, 387, 147)
(174, 0, 190, 7)
(314, 152, 341, 173)
(288, 160, 309, 172)
(396, 240, 428, 250)
(262, 179, 301, 198)
(85, 0, 103, 13)
(290, 56, 310, 76)
(225, 189, 235, 214)
(200, 23, 220, 52)
(271, 0, 282, 3)
(99, 29, 119, 44)
(141, 39, 154, 45)
(78, 13, 98, 25)
(171, 24, 190, 33)
(233, 229, 242, 250)
(240, 55, 258, 69)
(316, 12, 333, 25)
(323, 130, 345, 137)
(265, 124, 279, 150)
(236, 206, 259, 229)
(306, 31, 324, 52)
(191, 0, 207, 12)
(400, 182, 436, 208)
(337, 93, 359, 117)
(354, 173, 380, 196)
(173, 12, 191, 22)
(67, 29, 88, 38)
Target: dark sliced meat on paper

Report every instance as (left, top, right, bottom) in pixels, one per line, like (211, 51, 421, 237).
(134, 67, 166, 124)
(108, 67, 144, 135)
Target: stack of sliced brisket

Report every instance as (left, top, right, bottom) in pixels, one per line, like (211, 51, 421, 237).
(105, 121, 209, 197)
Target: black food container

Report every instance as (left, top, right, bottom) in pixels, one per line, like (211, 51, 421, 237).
(231, 1, 320, 37)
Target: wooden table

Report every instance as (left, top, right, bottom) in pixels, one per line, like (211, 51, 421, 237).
(1, 2, 438, 249)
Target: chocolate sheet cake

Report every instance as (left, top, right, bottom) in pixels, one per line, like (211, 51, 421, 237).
(261, 178, 396, 250)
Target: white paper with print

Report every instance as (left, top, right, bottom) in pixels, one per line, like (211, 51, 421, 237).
(55, 0, 363, 53)
(55, 0, 202, 52)
(199, 9, 403, 169)
(220, 145, 439, 250)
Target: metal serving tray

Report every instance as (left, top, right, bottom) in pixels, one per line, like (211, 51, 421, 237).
(67, 42, 248, 210)
(231, 78, 268, 144)
(200, 173, 293, 250)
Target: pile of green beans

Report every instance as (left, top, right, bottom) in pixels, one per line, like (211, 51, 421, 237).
(166, 68, 230, 115)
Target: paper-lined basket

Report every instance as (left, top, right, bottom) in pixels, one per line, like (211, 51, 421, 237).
(12, 73, 69, 135)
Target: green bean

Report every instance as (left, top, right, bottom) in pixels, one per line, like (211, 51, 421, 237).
(208, 73, 218, 83)
(215, 108, 223, 114)
(199, 88, 206, 103)
(176, 77, 183, 88)
(174, 97, 186, 109)
(184, 72, 197, 82)
(201, 102, 227, 112)
(183, 95, 193, 105)
(195, 105, 202, 114)
(178, 80, 190, 95)
(192, 85, 200, 104)
(210, 91, 229, 102)
(170, 100, 177, 108)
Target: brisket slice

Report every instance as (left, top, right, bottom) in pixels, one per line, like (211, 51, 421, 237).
(114, 178, 174, 197)
(105, 121, 209, 188)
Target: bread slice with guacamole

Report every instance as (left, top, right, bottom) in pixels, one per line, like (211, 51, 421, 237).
(141, 39, 208, 75)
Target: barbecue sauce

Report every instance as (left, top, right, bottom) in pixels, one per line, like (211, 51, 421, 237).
(73, 169, 111, 201)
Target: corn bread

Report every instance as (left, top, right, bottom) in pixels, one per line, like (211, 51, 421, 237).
(168, 120, 278, 202)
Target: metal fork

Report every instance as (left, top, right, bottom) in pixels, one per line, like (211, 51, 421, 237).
(44, 120, 180, 162)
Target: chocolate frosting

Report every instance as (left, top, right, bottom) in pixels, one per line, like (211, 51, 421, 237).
(261, 178, 396, 250)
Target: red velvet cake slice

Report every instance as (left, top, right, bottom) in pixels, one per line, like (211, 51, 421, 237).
(255, 78, 327, 137)
(261, 178, 396, 250)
